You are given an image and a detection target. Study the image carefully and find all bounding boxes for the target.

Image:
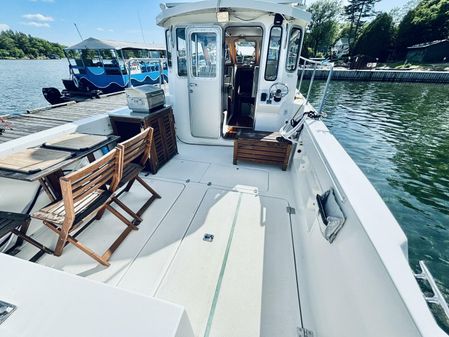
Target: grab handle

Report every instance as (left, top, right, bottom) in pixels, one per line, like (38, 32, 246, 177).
(415, 260, 449, 320)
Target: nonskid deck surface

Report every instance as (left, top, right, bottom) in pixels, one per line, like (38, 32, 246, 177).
(13, 142, 301, 336)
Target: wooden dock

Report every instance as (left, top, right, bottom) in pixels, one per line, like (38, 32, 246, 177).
(302, 69, 449, 83)
(0, 93, 127, 144)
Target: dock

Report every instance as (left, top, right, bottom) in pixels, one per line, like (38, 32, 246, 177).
(303, 69, 449, 83)
(0, 93, 127, 144)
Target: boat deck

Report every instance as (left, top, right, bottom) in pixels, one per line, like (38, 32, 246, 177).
(0, 93, 126, 144)
(14, 141, 302, 337)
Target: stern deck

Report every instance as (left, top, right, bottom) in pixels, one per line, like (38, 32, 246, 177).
(13, 142, 302, 337)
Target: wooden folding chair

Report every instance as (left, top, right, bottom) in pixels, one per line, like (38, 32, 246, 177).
(112, 128, 161, 219)
(32, 148, 139, 266)
(0, 211, 52, 255)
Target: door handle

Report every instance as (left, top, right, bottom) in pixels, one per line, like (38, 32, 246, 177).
(189, 83, 198, 87)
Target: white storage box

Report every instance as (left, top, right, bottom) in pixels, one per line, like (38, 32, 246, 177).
(125, 85, 165, 113)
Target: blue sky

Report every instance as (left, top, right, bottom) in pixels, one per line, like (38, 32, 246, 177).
(0, 0, 410, 46)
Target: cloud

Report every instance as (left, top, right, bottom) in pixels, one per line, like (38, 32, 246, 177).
(21, 21, 50, 28)
(0, 23, 10, 32)
(21, 13, 53, 28)
(97, 27, 114, 33)
(22, 13, 54, 22)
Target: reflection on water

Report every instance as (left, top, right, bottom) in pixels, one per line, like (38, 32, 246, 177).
(306, 80, 449, 330)
(0, 60, 67, 115)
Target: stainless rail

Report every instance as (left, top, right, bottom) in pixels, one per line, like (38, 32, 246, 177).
(297, 56, 334, 114)
(415, 260, 449, 320)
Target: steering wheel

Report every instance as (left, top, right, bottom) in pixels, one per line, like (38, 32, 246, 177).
(268, 82, 289, 103)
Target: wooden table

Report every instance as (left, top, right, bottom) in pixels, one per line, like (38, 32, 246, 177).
(109, 106, 178, 174)
(0, 135, 120, 201)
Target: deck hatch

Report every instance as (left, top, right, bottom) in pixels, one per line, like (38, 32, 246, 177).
(0, 300, 16, 325)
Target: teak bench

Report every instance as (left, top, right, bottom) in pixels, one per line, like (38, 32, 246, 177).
(233, 130, 293, 171)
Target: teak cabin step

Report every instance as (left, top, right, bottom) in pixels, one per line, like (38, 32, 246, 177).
(233, 130, 292, 171)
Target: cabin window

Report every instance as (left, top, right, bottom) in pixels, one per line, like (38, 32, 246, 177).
(100, 49, 122, 75)
(235, 39, 256, 65)
(165, 29, 172, 68)
(190, 32, 217, 78)
(265, 26, 282, 81)
(176, 28, 187, 76)
(286, 27, 302, 72)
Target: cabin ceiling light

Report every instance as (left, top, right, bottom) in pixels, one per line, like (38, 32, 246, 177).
(217, 11, 229, 23)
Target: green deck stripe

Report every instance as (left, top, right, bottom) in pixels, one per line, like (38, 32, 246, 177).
(203, 192, 242, 337)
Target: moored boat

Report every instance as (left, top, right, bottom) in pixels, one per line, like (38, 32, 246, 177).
(42, 37, 167, 104)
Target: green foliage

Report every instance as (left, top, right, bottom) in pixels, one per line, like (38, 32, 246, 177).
(0, 30, 65, 59)
(354, 13, 396, 61)
(396, 0, 449, 56)
(304, 0, 342, 57)
(344, 0, 381, 54)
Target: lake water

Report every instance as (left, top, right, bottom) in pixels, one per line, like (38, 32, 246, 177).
(306, 80, 449, 330)
(1, 60, 449, 330)
(0, 60, 67, 115)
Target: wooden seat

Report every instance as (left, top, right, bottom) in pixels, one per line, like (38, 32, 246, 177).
(113, 128, 161, 219)
(32, 148, 139, 266)
(0, 211, 52, 254)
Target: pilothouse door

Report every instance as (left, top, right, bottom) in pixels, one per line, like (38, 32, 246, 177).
(186, 26, 222, 139)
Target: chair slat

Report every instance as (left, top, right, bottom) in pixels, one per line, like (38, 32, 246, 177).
(71, 160, 114, 191)
(64, 150, 117, 183)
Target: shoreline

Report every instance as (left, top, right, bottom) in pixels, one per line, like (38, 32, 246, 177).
(302, 68, 449, 83)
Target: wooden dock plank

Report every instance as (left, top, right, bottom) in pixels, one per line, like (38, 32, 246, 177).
(0, 93, 127, 144)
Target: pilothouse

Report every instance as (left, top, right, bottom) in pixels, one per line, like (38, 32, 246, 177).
(160, 2, 309, 142)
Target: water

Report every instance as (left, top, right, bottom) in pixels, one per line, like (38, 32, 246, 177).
(0, 60, 67, 115)
(1, 61, 449, 329)
(305, 80, 449, 330)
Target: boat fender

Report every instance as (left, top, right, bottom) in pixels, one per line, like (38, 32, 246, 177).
(316, 188, 346, 243)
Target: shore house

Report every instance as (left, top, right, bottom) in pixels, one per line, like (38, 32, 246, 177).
(406, 39, 449, 63)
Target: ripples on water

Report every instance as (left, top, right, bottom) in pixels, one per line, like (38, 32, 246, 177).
(306, 80, 449, 330)
(0, 60, 67, 115)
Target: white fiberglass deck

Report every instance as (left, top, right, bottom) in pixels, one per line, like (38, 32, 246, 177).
(14, 141, 302, 337)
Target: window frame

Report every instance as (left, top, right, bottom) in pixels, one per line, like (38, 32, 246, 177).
(189, 31, 218, 78)
(285, 26, 302, 73)
(264, 25, 283, 81)
(176, 27, 187, 77)
(165, 29, 172, 68)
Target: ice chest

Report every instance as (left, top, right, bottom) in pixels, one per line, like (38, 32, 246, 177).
(125, 85, 165, 113)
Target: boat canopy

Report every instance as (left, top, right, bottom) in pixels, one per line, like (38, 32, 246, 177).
(157, 0, 311, 26)
(66, 37, 165, 51)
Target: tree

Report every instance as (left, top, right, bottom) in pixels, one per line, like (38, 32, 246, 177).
(0, 30, 65, 59)
(305, 0, 342, 57)
(353, 13, 395, 61)
(344, 0, 381, 54)
(389, 0, 420, 24)
(396, 0, 449, 57)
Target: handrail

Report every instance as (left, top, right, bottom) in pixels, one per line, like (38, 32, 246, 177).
(125, 57, 167, 88)
(297, 56, 334, 114)
(279, 57, 334, 143)
(414, 260, 449, 320)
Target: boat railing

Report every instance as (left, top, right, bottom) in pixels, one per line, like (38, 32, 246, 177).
(125, 57, 167, 88)
(279, 56, 334, 143)
(297, 56, 334, 114)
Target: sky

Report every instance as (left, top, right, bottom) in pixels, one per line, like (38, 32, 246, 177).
(0, 0, 411, 47)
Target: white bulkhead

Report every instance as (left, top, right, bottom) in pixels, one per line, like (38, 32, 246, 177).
(158, 0, 311, 144)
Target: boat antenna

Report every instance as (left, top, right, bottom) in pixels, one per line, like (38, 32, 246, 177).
(137, 13, 146, 44)
(73, 23, 84, 42)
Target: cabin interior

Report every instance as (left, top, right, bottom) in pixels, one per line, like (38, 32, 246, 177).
(223, 26, 262, 131)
